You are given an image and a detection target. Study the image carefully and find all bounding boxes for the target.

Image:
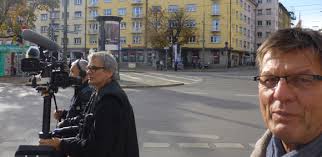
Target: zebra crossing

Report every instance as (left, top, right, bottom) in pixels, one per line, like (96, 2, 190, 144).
(120, 72, 202, 87)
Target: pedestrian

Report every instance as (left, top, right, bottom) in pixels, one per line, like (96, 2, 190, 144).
(251, 28, 322, 157)
(52, 59, 93, 137)
(160, 60, 164, 71)
(39, 52, 139, 157)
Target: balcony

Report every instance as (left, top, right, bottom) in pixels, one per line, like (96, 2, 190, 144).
(132, 28, 142, 33)
(211, 28, 220, 32)
(211, 11, 220, 16)
(88, 3, 99, 8)
(132, 14, 143, 19)
(88, 29, 98, 34)
(132, 0, 143, 5)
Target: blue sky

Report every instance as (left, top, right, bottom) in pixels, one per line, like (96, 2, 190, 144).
(279, 0, 322, 30)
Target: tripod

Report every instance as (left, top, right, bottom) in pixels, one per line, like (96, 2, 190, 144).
(15, 85, 62, 157)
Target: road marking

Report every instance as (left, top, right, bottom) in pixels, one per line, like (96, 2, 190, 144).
(234, 94, 258, 97)
(148, 72, 202, 82)
(131, 73, 187, 84)
(180, 91, 208, 96)
(143, 142, 170, 148)
(120, 73, 142, 80)
(214, 143, 244, 149)
(178, 143, 210, 148)
(147, 130, 219, 140)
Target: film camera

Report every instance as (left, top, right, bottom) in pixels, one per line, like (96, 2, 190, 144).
(15, 30, 81, 157)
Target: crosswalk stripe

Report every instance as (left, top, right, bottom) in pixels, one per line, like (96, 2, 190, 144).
(214, 143, 244, 148)
(147, 130, 219, 140)
(120, 73, 142, 80)
(143, 142, 170, 148)
(147, 72, 202, 82)
(130, 73, 188, 84)
(178, 143, 210, 148)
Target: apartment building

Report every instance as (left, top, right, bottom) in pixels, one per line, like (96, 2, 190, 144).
(33, 0, 262, 67)
(255, 0, 291, 49)
(34, 0, 87, 59)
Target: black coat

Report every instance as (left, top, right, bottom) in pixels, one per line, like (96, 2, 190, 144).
(59, 82, 93, 127)
(60, 80, 139, 157)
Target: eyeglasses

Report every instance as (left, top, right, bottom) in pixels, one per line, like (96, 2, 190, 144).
(87, 65, 105, 72)
(253, 74, 322, 89)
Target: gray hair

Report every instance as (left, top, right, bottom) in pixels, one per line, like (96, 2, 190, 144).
(71, 59, 88, 72)
(88, 51, 118, 80)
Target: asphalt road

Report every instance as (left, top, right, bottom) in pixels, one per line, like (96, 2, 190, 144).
(0, 69, 266, 157)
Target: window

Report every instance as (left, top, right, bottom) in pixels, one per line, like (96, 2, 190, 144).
(258, 0, 262, 3)
(186, 4, 197, 12)
(235, 24, 238, 33)
(211, 35, 220, 43)
(90, 9, 98, 17)
(75, 0, 82, 5)
(132, 7, 142, 17)
(243, 28, 246, 36)
(120, 22, 126, 29)
(90, 36, 97, 44)
(248, 5, 250, 12)
(104, 0, 112, 2)
(41, 14, 48, 21)
(247, 17, 250, 24)
(186, 20, 196, 28)
(74, 38, 81, 45)
(236, 11, 239, 19)
(41, 26, 48, 33)
(266, 32, 271, 37)
(89, 23, 98, 31)
(188, 36, 196, 43)
(62, 0, 69, 6)
(118, 8, 126, 16)
(212, 3, 220, 15)
(152, 6, 161, 13)
(50, 11, 60, 19)
(266, 8, 271, 15)
(104, 9, 112, 16)
(257, 32, 262, 38)
(257, 9, 262, 15)
(169, 20, 178, 28)
(120, 36, 126, 44)
(212, 20, 220, 31)
(266, 20, 271, 26)
(257, 20, 262, 26)
(133, 35, 141, 44)
(74, 24, 81, 31)
(168, 5, 178, 12)
(90, 0, 98, 5)
(267, 0, 271, 3)
(132, 21, 142, 32)
(74, 11, 82, 18)
(240, 13, 243, 20)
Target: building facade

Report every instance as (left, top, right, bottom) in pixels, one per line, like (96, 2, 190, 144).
(255, 0, 291, 49)
(32, 0, 295, 68)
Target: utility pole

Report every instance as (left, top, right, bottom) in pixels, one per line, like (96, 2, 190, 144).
(63, 0, 68, 65)
(144, 0, 149, 64)
(202, 0, 206, 66)
(227, 0, 232, 68)
(84, 0, 88, 56)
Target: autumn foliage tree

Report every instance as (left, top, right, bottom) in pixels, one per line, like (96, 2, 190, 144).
(145, 7, 197, 62)
(0, 0, 58, 42)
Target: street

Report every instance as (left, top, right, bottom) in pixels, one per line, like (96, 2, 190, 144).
(0, 68, 266, 157)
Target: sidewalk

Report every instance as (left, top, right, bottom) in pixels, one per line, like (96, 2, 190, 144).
(0, 72, 184, 88)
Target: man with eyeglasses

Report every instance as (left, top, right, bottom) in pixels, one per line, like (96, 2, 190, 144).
(39, 52, 139, 157)
(251, 28, 322, 157)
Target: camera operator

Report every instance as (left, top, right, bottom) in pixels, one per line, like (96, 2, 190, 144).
(53, 59, 93, 129)
(39, 52, 139, 157)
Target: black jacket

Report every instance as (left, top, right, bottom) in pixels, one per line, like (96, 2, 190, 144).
(59, 82, 93, 127)
(60, 80, 139, 157)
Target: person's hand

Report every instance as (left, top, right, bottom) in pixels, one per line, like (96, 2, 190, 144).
(57, 120, 65, 128)
(39, 138, 61, 151)
(54, 110, 63, 120)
